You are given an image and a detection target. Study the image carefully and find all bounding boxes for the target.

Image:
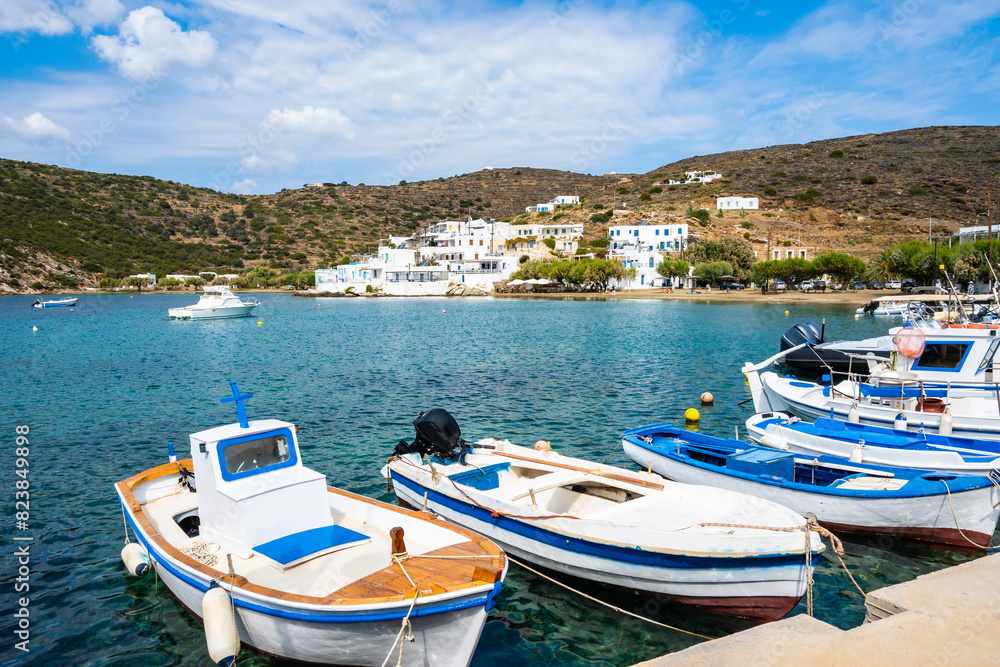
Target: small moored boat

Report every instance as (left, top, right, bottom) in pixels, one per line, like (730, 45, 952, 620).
(383, 409, 824, 622)
(115, 384, 506, 666)
(31, 297, 78, 308)
(622, 423, 1000, 549)
(168, 286, 259, 320)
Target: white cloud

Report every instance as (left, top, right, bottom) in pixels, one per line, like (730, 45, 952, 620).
(0, 0, 72, 35)
(228, 178, 258, 194)
(265, 106, 355, 140)
(92, 6, 217, 80)
(67, 0, 124, 34)
(4, 112, 71, 141)
(241, 148, 298, 173)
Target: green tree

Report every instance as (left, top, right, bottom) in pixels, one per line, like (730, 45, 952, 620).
(162, 277, 182, 290)
(813, 252, 866, 284)
(185, 277, 206, 289)
(656, 258, 689, 284)
(686, 238, 756, 281)
(694, 261, 733, 286)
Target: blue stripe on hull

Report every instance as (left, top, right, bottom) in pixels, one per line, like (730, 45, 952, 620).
(390, 470, 818, 570)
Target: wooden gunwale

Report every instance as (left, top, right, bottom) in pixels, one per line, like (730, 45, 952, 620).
(492, 450, 665, 490)
(116, 459, 505, 608)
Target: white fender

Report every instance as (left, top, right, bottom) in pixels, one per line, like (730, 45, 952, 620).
(849, 444, 865, 463)
(939, 409, 954, 436)
(893, 412, 908, 431)
(121, 543, 150, 576)
(847, 404, 860, 423)
(203, 586, 240, 667)
(759, 432, 788, 451)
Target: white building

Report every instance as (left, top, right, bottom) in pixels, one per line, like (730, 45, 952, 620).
(717, 196, 759, 210)
(554, 195, 580, 205)
(608, 221, 688, 253)
(129, 273, 157, 287)
(607, 221, 690, 289)
(665, 171, 721, 185)
(317, 218, 527, 295)
(959, 224, 1000, 244)
(525, 195, 580, 213)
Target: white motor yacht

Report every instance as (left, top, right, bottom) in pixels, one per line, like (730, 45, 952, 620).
(168, 286, 260, 320)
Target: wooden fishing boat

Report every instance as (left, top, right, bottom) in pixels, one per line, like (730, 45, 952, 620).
(115, 385, 505, 667)
(745, 411, 1000, 475)
(622, 423, 1000, 549)
(383, 409, 824, 623)
(31, 296, 77, 308)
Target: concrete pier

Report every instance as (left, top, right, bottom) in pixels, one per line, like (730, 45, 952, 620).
(638, 553, 1000, 665)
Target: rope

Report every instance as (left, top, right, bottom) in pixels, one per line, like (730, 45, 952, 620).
(121, 503, 130, 546)
(381, 556, 419, 667)
(804, 522, 814, 616)
(182, 541, 221, 566)
(507, 556, 715, 640)
(601, 438, 621, 464)
(940, 479, 1000, 550)
(804, 515, 866, 598)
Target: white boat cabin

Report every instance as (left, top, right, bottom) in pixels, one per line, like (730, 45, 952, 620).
(190, 384, 367, 569)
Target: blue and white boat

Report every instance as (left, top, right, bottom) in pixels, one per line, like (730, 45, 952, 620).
(743, 323, 1000, 440)
(384, 409, 824, 622)
(115, 385, 506, 667)
(745, 411, 1000, 475)
(622, 423, 1000, 549)
(31, 296, 77, 308)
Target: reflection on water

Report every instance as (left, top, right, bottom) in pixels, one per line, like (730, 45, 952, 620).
(0, 294, 988, 666)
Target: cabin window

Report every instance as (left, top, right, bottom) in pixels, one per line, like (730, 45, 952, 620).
(912, 342, 973, 371)
(977, 338, 1000, 374)
(218, 428, 297, 481)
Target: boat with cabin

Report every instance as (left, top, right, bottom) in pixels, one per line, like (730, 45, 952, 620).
(383, 409, 824, 622)
(621, 422, 1000, 549)
(115, 384, 506, 666)
(167, 286, 259, 320)
(31, 296, 78, 308)
(745, 323, 1000, 439)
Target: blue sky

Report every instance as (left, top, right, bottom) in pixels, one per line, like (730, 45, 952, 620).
(2, 1, 999, 194)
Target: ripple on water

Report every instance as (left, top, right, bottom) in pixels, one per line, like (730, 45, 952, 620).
(0, 294, 991, 666)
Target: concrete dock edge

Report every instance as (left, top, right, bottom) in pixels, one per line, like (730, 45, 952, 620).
(635, 553, 1000, 665)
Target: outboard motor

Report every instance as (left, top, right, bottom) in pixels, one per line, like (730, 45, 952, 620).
(863, 301, 879, 314)
(780, 322, 825, 351)
(394, 408, 470, 460)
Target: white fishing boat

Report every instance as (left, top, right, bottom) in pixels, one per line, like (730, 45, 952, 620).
(31, 296, 77, 308)
(622, 423, 1000, 549)
(743, 323, 1000, 440)
(745, 412, 1000, 475)
(383, 409, 824, 622)
(856, 299, 911, 316)
(115, 385, 506, 666)
(168, 286, 259, 320)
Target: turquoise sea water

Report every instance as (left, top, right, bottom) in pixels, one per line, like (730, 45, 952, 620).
(0, 293, 991, 666)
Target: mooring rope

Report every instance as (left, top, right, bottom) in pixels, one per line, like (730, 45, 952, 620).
(507, 556, 715, 640)
(381, 555, 419, 667)
(940, 479, 1000, 550)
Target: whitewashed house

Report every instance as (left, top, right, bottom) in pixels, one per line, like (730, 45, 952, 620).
(665, 171, 721, 185)
(554, 195, 580, 205)
(716, 196, 759, 210)
(607, 221, 690, 289)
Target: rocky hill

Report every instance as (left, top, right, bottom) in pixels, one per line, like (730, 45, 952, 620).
(1, 126, 996, 292)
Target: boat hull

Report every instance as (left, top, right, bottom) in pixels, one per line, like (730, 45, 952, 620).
(387, 460, 817, 623)
(622, 439, 1000, 549)
(119, 494, 496, 666)
(752, 371, 1000, 442)
(168, 304, 256, 319)
(32, 298, 78, 308)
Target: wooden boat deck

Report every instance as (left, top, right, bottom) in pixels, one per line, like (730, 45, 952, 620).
(117, 460, 505, 607)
